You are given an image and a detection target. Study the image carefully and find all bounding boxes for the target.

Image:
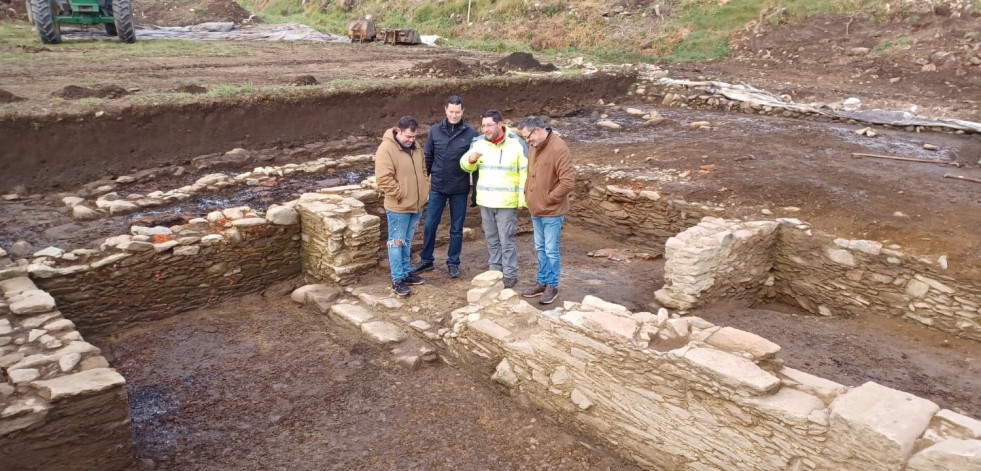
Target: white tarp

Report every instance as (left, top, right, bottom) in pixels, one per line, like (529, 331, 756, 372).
(658, 78, 981, 134)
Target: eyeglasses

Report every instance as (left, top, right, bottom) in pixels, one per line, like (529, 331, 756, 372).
(520, 128, 537, 141)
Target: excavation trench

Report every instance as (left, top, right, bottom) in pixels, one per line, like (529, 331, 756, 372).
(2, 78, 981, 471)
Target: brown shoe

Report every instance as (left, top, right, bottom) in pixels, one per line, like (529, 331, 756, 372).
(539, 285, 558, 305)
(521, 283, 546, 298)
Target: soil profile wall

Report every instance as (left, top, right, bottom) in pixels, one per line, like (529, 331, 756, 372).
(0, 74, 632, 193)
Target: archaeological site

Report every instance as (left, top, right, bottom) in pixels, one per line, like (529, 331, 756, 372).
(1, 0, 980, 469)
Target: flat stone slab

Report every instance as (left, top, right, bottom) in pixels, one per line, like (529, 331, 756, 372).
(829, 381, 940, 465)
(9, 289, 56, 315)
(361, 321, 408, 345)
(705, 326, 781, 360)
(684, 347, 780, 395)
(906, 439, 981, 471)
(31, 368, 126, 401)
(329, 303, 374, 327)
(472, 270, 504, 288)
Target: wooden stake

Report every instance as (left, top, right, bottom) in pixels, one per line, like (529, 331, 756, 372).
(944, 173, 981, 184)
(851, 152, 943, 164)
(467, 0, 472, 24)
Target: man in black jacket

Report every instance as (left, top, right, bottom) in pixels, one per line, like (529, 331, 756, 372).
(411, 95, 480, 278)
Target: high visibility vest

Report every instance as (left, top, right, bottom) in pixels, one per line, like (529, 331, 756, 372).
(460, 130, 529, 209)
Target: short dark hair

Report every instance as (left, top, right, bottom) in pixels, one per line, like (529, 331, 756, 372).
(446, 95, 464, 107)
(517, 116, 546, 132)
(481, 109, 503, 123)
(397, 116, 418, 131)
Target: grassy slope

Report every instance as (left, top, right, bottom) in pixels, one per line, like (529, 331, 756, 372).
(240, 0, 978, 63)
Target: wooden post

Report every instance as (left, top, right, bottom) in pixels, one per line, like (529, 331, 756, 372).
(467, 0, 472, 24)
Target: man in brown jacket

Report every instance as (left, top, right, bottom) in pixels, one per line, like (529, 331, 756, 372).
(375, 116, 430, 297)
(516, 116, 575, 304)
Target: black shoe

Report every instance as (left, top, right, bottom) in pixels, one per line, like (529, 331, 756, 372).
(402, 274, 426, 286)
(392, 281, 411, 297)
(522, 283, 546, 298)
(539, 285, 558, 305)
(410, 261, 434, 275)
(448, 264, 461, 278)
(503, 277, 517, 289)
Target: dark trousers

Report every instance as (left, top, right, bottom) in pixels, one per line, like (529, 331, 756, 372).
(419, 190, 469, 266)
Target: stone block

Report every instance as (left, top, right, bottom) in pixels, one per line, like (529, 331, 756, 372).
(0, 276, 36, 297)
(471, 270, 504, 288)
(828, 382, 940, 466)
(581, 295, 630, 313)
(705, 327, 781, 360)
(470, 319, 513, 342)
(492, 359, 519, 387)
(906, 279, 931, 298)
(824, 248, 856, 266)
(741, 387, 825, 424)
(905, 439, 981, 471)
(926, 409, 981, 441)
(266, 205, 299, 225)
(8, 289, 56, 315)
(31, 368, 126, 401)
(329, 303, 374, 327)
(361, 321, 408, 345)
(684, 347, 780, 395)
(778, 367, 847, 403)
(582, 311, 638, 340)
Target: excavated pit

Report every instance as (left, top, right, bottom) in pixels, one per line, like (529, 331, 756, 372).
(3, 73, 981, 470)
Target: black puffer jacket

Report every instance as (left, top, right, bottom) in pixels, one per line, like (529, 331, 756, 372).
(424, 117, 479, 195)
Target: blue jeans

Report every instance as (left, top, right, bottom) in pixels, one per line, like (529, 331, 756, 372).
(386, 209, 423, 283)
(532, 215, 564, 287)
(419, 190, 468, 267)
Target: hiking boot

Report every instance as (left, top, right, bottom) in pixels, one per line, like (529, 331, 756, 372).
(410, 261, 434, 275)
(392, 281, 411, 297)
(539, 285, 558, 305)
(521, 283, 546, 298)
(503, 277, 517, 289)
(402, 274, 426, 286)
(448, 264, 461, 278)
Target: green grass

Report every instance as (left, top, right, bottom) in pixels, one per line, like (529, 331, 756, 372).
(876, 36, 917, 51)
(204, 84, 257, 98)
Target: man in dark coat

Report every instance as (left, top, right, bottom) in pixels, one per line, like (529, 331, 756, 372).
(411, 95, 480, 279)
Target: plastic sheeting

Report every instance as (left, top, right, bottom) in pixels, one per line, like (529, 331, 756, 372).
(658, 78, 981, 134)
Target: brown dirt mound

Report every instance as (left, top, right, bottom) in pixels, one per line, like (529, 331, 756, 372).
(289, 75, 318, 86)
(0, 89, 25, 103)
(133, 0, 252, 26)
(172, 84, 208, 94)
(0, 0, 28, 22)
(52, 85, 131, 100)
(494, 52, 558, 72)
(407, 58, 499, 78)
(18, 45, 51, 53)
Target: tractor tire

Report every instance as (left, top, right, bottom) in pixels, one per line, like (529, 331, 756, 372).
(111, 0, 136, 43)
(104, 1, 117, 36)
(30, 0, 61, 44)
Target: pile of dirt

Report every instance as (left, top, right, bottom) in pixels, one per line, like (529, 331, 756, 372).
(51, 85, 132, 100)
(171, 84, 208, 94)
(0, 89, 25, 103)
(17, 45, 51, 53)
(407, 58, 499, 78)
(132, 0, 253, 26)
(289, 75, 318, 86)
(0, 0, 27, 22)
(494, 52, 558, 72)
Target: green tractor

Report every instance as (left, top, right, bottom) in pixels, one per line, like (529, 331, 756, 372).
(27, 0, 136, 44)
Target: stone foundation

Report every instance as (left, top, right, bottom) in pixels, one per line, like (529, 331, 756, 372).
(0, 267, 132, 470)
(18, 205, 302, 336)
(295, 192, 382, 284)
(655, 217, 981, 341)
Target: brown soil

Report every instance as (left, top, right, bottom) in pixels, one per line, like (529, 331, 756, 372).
(408, 58, 499, 78)
(132, 0, 253, 26)
(51, 84, 131, 100)
(494, 52, 558, 72)
(289, 74, 318, 86)
(16, 44, 50, 53)
(0, 0, 26, 22)
(171, 84, 208, 94)
(0, 88, 24, 103)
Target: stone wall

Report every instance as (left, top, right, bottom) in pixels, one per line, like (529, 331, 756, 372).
(655, 217, 981, 341)
(25, 205, 302, 336)
(295, 192, 382, 284)
(436, 276, 981, 470)
(655, 218, 779, 310)
(572, 182, 725, 254)
(0, 264, 132, 471)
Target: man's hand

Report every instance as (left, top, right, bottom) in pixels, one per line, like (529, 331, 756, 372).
(468, 152, 482, 165)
